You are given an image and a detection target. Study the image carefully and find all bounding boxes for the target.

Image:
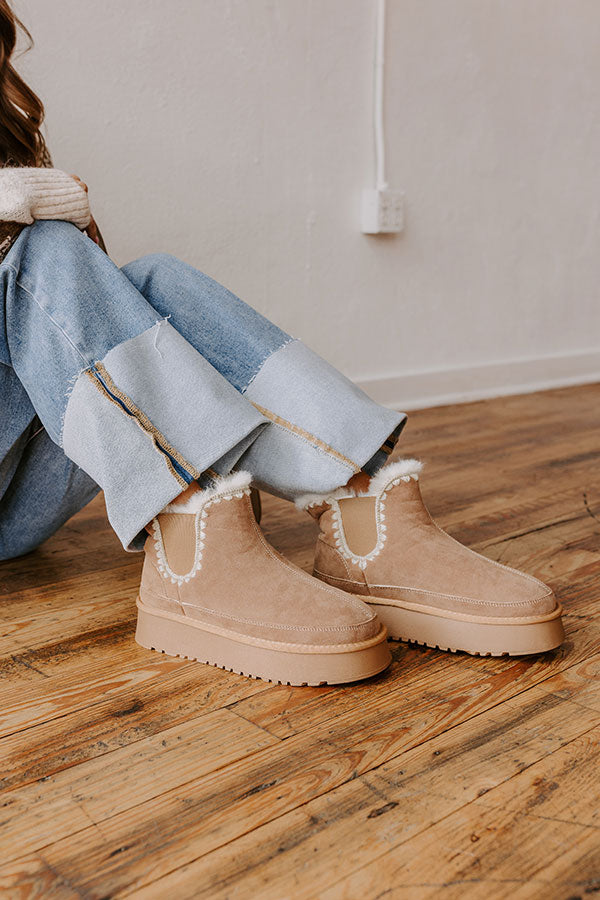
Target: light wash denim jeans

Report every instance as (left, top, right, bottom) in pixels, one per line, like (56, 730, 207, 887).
(0, 221, 405, 557)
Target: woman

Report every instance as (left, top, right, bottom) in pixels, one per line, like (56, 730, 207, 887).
(0, 1, 564, 685)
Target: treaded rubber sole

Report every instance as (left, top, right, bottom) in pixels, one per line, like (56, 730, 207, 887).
(368, 600, 565, 657)
(135, 598, 391, 686)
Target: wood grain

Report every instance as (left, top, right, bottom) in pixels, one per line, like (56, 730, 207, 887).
(0, 383, 599, 899)
(130, 655, 600, 900)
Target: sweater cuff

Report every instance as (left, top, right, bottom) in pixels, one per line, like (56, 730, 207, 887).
(27, 169, 91, 230)
(0, 167, 91, 230)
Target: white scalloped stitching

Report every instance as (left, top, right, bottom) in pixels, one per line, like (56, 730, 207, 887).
(328, 473, 419, 570)
(153, 487, 251, 585)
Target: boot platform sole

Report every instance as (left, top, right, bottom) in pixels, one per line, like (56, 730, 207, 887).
(368, 597, 565, 657)
(135, 597, 391, 685)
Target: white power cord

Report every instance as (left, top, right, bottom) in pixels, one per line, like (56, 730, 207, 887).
(361, 0, 404, 234)
(374, 0, 387, 191)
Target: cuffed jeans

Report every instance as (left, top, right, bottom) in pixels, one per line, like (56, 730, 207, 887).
(0, 221, 406, 557)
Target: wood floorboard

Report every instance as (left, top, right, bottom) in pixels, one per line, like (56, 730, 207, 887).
(128, 657, 600, 900)
(1, 383, 599, 899)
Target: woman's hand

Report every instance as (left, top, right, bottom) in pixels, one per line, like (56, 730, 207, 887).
(86, 215, 101, 245)
(70, 174, 100, 245)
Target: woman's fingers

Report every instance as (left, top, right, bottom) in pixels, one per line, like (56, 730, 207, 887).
(68, 176, 97, 244)
(86, 216, 101, 245)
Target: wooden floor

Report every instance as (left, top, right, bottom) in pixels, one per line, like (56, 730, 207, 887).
(1, 384, 600, 899)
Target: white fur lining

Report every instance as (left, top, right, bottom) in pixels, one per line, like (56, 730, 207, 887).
(162, 470, 252, 515)
(294, 485, 350, 512)
(367, 458, 423, 497)
(295, 458, 423, 569)
(153, 470, 252, 585)
(295, 458, 423, 510)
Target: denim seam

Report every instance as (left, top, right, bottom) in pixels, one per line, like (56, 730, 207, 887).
(9, 266, 89, 366)
(250, 401, 360, 473)
(86, 369, 189, 490)
(93, 361, 204, 480)
(241, 336, 296, 395)
(10, 268, 93, 445)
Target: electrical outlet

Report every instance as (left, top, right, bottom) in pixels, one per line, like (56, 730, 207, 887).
(361, 188, 404, 234)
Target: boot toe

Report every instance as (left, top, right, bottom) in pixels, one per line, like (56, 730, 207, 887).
(181, 576, 382, 647)
(498, 569, 558, 619)
(280, 584, 383, 647)
(444, 563, 559, 621)
(323, 600, 382, 644)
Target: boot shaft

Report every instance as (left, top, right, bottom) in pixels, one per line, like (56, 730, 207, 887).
(142, 471, 254, 599)
(302, 460, 424, 576)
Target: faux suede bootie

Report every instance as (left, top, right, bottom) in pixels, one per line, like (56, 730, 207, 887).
(298, 460, 564, 657)
(136, 472, 391, 685)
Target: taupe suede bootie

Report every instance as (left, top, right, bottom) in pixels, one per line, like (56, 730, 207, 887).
(298, 460, 564, 657)
(136, 472, 391, 685)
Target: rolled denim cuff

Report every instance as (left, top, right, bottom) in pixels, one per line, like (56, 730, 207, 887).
(62, 321, 267, 550)
(361, 422, 405, 475)
(238, 339, 407, 500)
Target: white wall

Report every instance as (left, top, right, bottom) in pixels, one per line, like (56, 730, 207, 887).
(16, 0, 600, 408)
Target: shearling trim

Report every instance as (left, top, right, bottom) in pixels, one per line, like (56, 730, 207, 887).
(295, 458, 423, 510)
(294, 485, 350, 512)
(366, 458, 423, 497)
(162, 470, 252, 514)
(154, 470, 253, 585)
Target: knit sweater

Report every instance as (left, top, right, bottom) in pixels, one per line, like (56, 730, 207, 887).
(0, 167, 91, 262)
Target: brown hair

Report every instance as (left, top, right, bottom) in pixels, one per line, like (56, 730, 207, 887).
(0, 0, 47, 167)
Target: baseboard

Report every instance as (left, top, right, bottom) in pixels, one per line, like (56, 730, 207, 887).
(355, 350, 600, 411)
